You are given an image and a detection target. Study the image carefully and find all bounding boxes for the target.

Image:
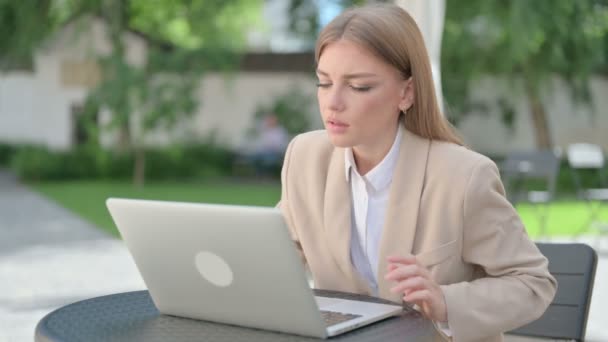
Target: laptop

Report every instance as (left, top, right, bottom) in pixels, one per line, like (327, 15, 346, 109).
(106, 198, 403, 338)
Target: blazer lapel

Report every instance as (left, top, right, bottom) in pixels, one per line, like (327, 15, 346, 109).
(377, 127, 431, 301)
(323, 147, 371, 294)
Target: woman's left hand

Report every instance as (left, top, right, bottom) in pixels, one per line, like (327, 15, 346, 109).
(384, 255, 448, 322)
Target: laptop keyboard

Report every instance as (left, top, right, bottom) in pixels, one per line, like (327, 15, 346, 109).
(320, 310, 362, 327)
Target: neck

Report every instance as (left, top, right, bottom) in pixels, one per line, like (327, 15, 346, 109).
(352, 124, 399, 176)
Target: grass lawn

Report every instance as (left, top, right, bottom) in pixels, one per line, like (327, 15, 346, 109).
(32, 180, 281, 237)
(516, 201, 608, 238)
(31, 180, 607, 239)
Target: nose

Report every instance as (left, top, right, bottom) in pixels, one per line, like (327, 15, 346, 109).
(326, 87, 346, 112)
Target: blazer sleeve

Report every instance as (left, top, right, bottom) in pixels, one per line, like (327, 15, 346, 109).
(440, 158, 557, 342)
(277, 135, 307, 266)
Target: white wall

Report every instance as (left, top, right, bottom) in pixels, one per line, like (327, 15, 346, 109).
(0, 74, 37, 144)
(0, 65, 85, 150)
(192, 72, 321, 147)
(98, 71, 321, 149)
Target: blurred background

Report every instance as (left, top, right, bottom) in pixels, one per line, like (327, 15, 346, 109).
(1, 0, 607, 341)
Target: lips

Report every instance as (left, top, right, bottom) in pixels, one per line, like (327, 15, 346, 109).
(326, 118, 349, 134)
(327, 118, 349, 127)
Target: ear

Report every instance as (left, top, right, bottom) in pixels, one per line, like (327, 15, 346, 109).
(398, 77, 415, 112)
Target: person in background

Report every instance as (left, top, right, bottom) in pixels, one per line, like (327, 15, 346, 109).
(278, 3, 556, 342)
(250, 113, 289, 176)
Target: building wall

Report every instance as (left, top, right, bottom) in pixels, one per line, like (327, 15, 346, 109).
(97, 71, 322, 149)
(192, 72, 321, 147)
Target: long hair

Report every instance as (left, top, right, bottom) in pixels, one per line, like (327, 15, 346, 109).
(315, 3, 463, 145)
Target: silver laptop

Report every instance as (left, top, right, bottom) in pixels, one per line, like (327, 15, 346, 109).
(106, 198, 402, 338)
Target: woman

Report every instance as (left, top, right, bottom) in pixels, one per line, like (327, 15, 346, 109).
(278, 3, 556, 342)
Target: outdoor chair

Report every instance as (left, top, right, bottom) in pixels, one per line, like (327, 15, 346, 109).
(506, 243, 597, 342)
(567, 143, 608, 246)
(501, 149, 562, 238)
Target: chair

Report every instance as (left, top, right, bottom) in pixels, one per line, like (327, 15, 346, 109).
(501, 149, 562, 238)
(567, 143, 608, 245)
(507, 243, 597, 341)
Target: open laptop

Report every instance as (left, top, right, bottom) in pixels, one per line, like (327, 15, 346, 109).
(106, 198, 403, 338)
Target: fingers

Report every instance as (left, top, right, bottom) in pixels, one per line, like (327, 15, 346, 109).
(385, 263, 417, 281)
(385, 254, 420, 281)
(384, 259, 435, 313)
(403, 289, 432, 304)
(390, 275, 427, 294)
(385, 262, 430, 282)
(384, 256, 448, 322)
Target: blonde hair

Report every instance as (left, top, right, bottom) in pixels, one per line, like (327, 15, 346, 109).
(315, 3, 463, 145)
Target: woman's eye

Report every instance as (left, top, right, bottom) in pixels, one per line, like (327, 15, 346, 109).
(350, 85, 372, 92)
(316, 83, 332, 88)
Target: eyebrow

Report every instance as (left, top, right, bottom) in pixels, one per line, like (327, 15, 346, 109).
(316, 69, 379, 80)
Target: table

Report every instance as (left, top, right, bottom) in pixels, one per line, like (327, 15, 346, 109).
(35, 289, 434, 341)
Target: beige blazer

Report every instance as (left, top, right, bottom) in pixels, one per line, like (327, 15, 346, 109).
(278, 126, 557, 342)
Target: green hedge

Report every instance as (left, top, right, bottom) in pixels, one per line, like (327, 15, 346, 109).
(7, 143, 235, 182)
(0, 143, 16, 166)
(3, 142, 604, 193)
(143, 144, 236, 180)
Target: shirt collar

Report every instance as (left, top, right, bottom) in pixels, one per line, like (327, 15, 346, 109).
(344, 126, 403, 192)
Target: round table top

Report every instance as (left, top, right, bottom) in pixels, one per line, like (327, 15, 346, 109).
(35, 290, 434, 342)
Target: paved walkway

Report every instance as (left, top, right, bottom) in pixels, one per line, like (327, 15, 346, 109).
(0, 169, 606, 341)
(0, 170, 145, 341)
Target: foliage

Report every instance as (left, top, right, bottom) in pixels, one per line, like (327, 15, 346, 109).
(442, 0, 608, 147)
(0, 0, 104, 70)
(144, 143, 236, 180)
(84, 0, 262, 186)
(0, 0, 262, 61)
(128, 0, 262, 50)
(0, 0, 51, 70)
(10, 145, 93, 180)
(9, 142, 235, 182)
(0, 143, 16, 166)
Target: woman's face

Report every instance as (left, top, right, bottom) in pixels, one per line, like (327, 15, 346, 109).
(316, 39, 412, 149)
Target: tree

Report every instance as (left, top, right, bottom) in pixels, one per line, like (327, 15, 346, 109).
(87, 0, 262, 186)
(442, 0, 608, 149)
(1, 0, 263, 186)
(0, 0, 69, 70)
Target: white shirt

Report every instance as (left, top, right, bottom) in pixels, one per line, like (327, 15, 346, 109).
(344, 127, 452, 337)
(345, 127, 402, 295)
